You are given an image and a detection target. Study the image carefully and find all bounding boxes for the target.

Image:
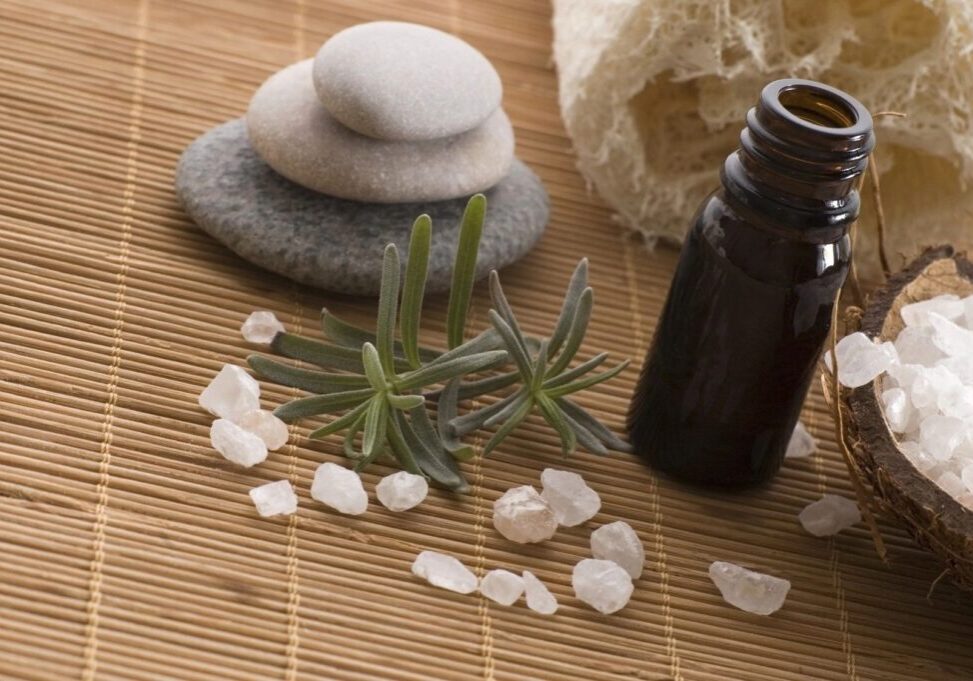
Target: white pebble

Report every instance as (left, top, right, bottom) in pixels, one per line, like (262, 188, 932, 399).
(798, 494, 861, 537)
(248, 480, 298, 517)
(210, 418, 268, 468)
(540, 468, 601, 527)
(479, 569, 524, 606)
(572, 558, 634, 615)
(199, 364, 261, 420)
(708, 561, 790, 616)
(411, 551, 478, 594)
(785, 421, 816, 459)
(522, 570, 558, 615)
(241, 310, 285, 344)
(590, 520, 645, 578)
(492, 486, 558, 544)
(376, 471, 429, 512)
(235, 409, 289, 450)
(311, 462, 368, 515)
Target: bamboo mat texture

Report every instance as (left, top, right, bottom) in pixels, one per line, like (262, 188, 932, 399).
(3, 1, 973, 680)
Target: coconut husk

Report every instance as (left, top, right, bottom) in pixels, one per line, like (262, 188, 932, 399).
(840, 245, 973, 589)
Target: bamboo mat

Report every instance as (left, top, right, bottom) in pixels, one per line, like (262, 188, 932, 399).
(3, 1, 973, 679)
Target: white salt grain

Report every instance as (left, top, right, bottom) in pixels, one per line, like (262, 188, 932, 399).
(241, 311, 285, 344)
(785, 421, 816, 459)
(824, 332, 896, 388)
(937, 471, 967, 498)
(411, 551, 478, 594)
(540, 468, 601, 527)
(311, 462, 368, 515)
(522, 570, 558, 615)
(900, 294, 963, 327)
(376, 471, 429, 512)
(919, 415, 966, 461)
(899, 441, 937, 474)
(927, 312, 973, 358)
(248, 480, 298, 517)
(492, 486, 558, 544)
(881, 387, 916, 433)
(708, 561, 790, 616)
(235, 409, 289, 450)
(572, 558, 634, 615)
(590, 520, 645, 579)
(199, 364, 261, 421)
(894, 325, 945, 366)
(210, 418, 268, 468)
(798, 494, 861, 537)
(479, 569, 524, 606)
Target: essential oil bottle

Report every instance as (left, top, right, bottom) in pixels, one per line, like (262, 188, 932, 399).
(627, 79, 874, 486)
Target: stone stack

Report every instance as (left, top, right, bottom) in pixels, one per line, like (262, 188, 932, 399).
(175, 21, 549, 296)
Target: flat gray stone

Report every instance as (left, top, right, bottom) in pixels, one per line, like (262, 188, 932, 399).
(247, 60, 513, 203)
(175, 119, 548, 296)
(312, 21, 502, 141)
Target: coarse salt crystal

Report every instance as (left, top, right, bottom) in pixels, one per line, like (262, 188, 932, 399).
(522, 570, 558, 615)
(798, 494, 861, 537)
(311, 462, 368, 515)
(199, 364, 261, 421)
(572, 558, 634, 615)
(708, 561, 790, 616)
(478, 569, 524, 606)
(919, 415, 967, 462)
(235, 409, 289, 450)
(411, 551, 478, 594)
(492, 486, 558, 544)
(210, 418, 268, 468)
(590, 520, 645, 579)
(241, 311, 285, 344)
(540, 468, 601, 527)
(248, 480, 298, 517)
(824, 332, 897, 388)
(376, 471, 429, 512)
(900, 294, 963, 327)
(785, 421, 816, 459)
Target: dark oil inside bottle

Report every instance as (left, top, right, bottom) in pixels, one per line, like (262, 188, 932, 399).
(627, 79, 874, 487)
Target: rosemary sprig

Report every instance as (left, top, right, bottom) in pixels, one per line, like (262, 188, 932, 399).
(250, 195, 630, 492)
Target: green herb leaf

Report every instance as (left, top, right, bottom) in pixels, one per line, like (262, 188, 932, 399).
(344, 411, 367, 459)
(530, 340, 549, 393)
(483, 390, 531, 429)
(361, 342, 389, 391)
(536, 392, 577, 456)
(541, 352, 608, 390)
(321, 308, 441, 363)
(387, 394, 425, 410)
(274, 388, 375, 422)
(309, 400, 372, 439)
(401, 214, 431, 370)
(482, 397, 534, 456)
(488, 311, 533, 379)
(394, 350, 507, 392)
(557, 404, 608, 456)
(545, 360, 630, 399)
(385, 413, 424, 475)
(248, 354, 370, 393)
(549, 259, 589, 355)
(546, 287, 593, 375)
(446, 194, 485, 349)
(362, 395, 389, 459)
(376, 244, 401, 376)
(435, 378, 475, 460)
(397, 408, 469, 491)
(449, 389, 525, 436)
(272, 333, 370, 373)
(556, 397, 632, 453)
(488, 271, 531, 355)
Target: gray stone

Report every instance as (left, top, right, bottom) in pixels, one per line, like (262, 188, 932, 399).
(247, 59, 513, 203)
(175, 119, 548, 296)
(313, 21, 502, 141)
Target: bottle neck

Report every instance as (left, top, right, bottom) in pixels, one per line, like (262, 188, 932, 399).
(721, 79, 874, 242)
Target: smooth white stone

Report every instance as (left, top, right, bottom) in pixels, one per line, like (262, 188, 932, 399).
(937, 470, 966, 498)
(235, 409, 289, 450)
(411, 551, 478, 594)
(311, 462, 368, 515)
(312, 21, 502, 141)
(492, 486, 558, 544)
(823, 332, 896, 388)
(919, 415, 967, 461)
(199, 364, 261, 421)
(590, 520, 645, 579)
(522, 570, 558, 615)
(247, 60, 514, 203)
(210, 418, 268, 468)
(899, 440, 937, 473)
(478, 569, 524, 606)
(927, 312, 973, 358)
(572, 558, 634, 615)
(376, 471, 429, 512)
(798, 494, 861, 537)
(894, 325, 945, 366)
(901, 294, 963, 327)
(785, 421, 816, 459)
(539, 468, 601, 527)
(881, 387, 916, 433)
(708, 561, 790, 616)
(240, 311, 285, 344)
(248, 480, 298, 517)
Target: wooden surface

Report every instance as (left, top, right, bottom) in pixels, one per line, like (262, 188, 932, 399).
(3, 1, 973, 679)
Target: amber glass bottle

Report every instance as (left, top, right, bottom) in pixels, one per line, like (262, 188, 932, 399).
(627, 79, 874, 486)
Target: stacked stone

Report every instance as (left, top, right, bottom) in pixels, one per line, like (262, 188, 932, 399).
(175, 22, 549, 296)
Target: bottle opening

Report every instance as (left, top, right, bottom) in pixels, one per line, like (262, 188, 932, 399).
(778, 85, 858, 129)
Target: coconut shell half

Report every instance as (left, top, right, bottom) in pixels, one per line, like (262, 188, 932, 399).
(842, 245, 973, 589)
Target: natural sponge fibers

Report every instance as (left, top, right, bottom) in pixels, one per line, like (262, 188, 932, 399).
(553, 0, 973, 270)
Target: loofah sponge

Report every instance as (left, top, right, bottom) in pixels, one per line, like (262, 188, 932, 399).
(553, 0, 973, 270)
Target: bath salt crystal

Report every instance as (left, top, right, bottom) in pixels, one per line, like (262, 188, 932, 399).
(900, 294, 963, 327)
(572, 558, 634, 614)
(899, 440, 937, 474)
(886, 363, 922, 391)
(210, 418, 268, 468)
(938, 355, 973, 385)
(894, 326, 945, 366)
(785, 421, 816, 459)
(961, 464, 973, 494)
(708, 561, 790, 616)
(941, 385, 973, 420)
(937, 471, 967, 498)
(965, 295, 973, 329)
(492, 486, 558, 544)
(590, 520, 645, 578)
(909, 365, 962, 411)
(823, 332, 897, 388)
(798, 494, 861, 537)
(235, 409, 289, 450)
(881, 388, 916, 433)
(240, 311, 285, 344)
(522, 570, 558, 615)
(927, 312, 973, 358)
(376, 471, 429, 512)
(478, 569, 525, 606)
(540, 468, 601, 526)
(919, 415, 967, 461)
(198, 364, 261, 420)
(248, 480, 298, 517)
(411, 551, 478, 594)
(311, 462, 368, 515)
